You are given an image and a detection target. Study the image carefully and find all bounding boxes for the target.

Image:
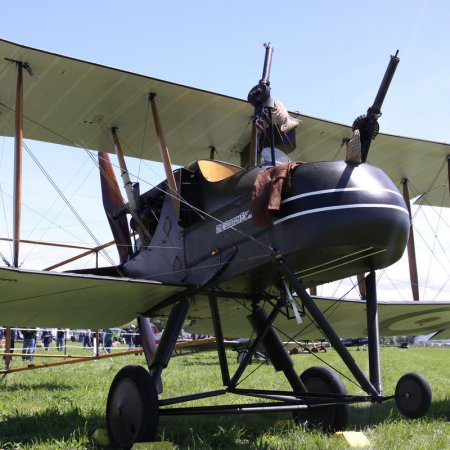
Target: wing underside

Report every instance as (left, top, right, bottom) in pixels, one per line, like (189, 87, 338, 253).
(2, 265, 449, 339)
(0, 267, 185, 329)
(184, 294, 450, 340)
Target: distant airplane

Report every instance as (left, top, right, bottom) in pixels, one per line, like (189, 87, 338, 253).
(341, 337, 369, 347)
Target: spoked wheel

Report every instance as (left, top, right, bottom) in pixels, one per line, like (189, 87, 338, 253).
(294, 366, 349, 431)
(395, 372, 432, 419)
(106, 365, 159, 449)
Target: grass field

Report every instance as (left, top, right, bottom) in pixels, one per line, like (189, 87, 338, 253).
(0, 344, 448, 449)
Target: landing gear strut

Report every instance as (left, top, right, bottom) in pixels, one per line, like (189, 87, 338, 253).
(275, 253, 432, 421)
(104, 256, 433, 448)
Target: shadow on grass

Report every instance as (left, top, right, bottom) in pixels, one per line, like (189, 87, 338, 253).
(349, 396, 450, 428)
(428, 399, 450, 420)
(0, 407, 104, 446)
(159, 397, 450, 448)
(0, 380, 73, 392)
(160, 413, 279, 449)
(1, 399, 448, 449)
(178, 357, 271, 368)
(178, 359, 225, 367)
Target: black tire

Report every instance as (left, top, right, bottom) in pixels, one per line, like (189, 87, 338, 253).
(237, 350, 251, 365)
(294, 366, 349, 431)
(106, 365, 159, 449)
(395, 372, 432, 419)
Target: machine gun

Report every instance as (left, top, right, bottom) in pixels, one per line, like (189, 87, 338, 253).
(246, 43, 275, 167)
(353, 50, 400, 162)
(247, 42, 274, 113)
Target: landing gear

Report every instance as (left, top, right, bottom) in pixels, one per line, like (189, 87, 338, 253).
(237, 350, 250, 365)
(294, 366, 349, 431)
(395, 372, 432, 419)
(106, 365, 159, 448)
(104, 257, 435, 446)
(236, 350, 270, 365)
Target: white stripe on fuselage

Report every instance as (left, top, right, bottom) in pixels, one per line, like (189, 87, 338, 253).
(280, 187, 404, 205)
(274, 203, 409, 226)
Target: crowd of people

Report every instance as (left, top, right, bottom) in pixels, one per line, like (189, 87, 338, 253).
(78, 326, 141, 352)
(0, 326, 141, 361)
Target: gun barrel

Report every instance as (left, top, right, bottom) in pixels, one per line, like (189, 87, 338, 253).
(260, 43, 274, 85)
(371, 50, 400, 115)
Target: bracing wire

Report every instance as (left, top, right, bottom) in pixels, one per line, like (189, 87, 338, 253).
(0, 188, 93, 248)
(23, 142, 119, 271)
(21, 156, 97, 265)
(90, 118, 275, 254)
(383, 170, 450, 300)
(138, 98, 151, 179)
(0, 99, 276, 262)
(228, 291, 364, 391)
(0, 186, 12, 266)
(90, 142, 275, 256)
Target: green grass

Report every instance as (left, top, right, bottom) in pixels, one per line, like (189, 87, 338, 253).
(0, 345, 449, 449)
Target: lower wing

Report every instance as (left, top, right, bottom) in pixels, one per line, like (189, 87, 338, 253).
(186, 295, 450, 340)
(0, 266, 185, 329)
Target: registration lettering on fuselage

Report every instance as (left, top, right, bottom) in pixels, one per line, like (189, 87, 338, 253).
(216, 211, 252, 234)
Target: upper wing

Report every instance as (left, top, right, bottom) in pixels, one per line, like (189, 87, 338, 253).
(185, 295, 450, 340)
(0, 38, 251, 167)
(296, 117, 450, 208)
(0, 266, 185, 329)
(1, 39, 449, 206)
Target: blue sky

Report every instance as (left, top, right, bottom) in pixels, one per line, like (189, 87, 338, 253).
(0, 1, 449, 299)
(2, 0, 450, 141)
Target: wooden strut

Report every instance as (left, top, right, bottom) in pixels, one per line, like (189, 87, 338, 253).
(1, 352, 94, 359)
(448, 155, 450, 198)
(149, 93, 180, 217)
(1, 338, 215, 375)
(111, 127, 148, 246)
(357, 273, 367, 299)
(13, 62, 23, 268)
(0, 348, 144, 375)
(401, 178, 420, 301)
(6, 62, 25, 374)
(0, 237, 92, 251)
(0, 237, 105, 271)
(44, 239, 115, 271)
(309, 286, 317, 296)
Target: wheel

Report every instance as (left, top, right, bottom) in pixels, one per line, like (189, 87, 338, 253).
(256, 351, 271, 364)
(106, 365, 159, 448)
(395, 372, 432, 419)
(294, 366, 349, 431)
(237, 350, 252, 365)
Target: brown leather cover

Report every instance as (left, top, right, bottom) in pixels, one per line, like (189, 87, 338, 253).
(251, 162, 301, 227)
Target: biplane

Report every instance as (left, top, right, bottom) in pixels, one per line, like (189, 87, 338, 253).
(1, 38, 450, 448)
